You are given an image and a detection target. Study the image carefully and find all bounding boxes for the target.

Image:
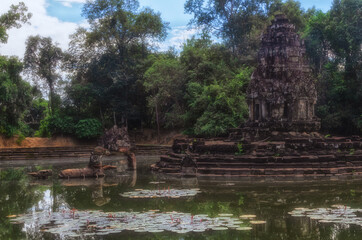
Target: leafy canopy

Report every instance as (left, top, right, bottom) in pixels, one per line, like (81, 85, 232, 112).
(0, 2, 32, 44)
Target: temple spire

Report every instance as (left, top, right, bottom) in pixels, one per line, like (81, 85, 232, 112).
(245, 14, 320, 134)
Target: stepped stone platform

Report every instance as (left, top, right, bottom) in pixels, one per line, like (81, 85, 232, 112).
(151, 135, 362, 177)
(133, 144, 171, 155)
(0, 146, 95, 160)
(0, 144, 171, 161)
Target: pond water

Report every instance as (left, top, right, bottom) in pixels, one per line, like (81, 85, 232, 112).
(1, 155, 362, 239)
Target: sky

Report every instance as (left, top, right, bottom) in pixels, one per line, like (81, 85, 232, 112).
(0, 0, 333, 59)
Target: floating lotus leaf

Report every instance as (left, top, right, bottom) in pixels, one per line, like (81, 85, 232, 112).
(250, 220, 266, 224)
(218, 213, 233, 217)
(236, 227, 253, 230)
(240, 215, 257, 219)
(212, 227, 229, 230)
(120, 189, 201, 199)
(10, 209, 254, 237)
(289, 205, 362, 227)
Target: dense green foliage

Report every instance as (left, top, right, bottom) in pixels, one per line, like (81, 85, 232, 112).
(75, 118, 103, 139)
(184, 0, 316, 62)
(0, 2, 31, 44)
(143, 36, 252, 137)
(64, 0, 168, 128)
(0, 0, 361, 139)
(0, 3, 33, 137)
(24, 36, 64, 115)
(304, 0, 362, 134)
(181, 37, 252, 136)
(0, 56, 33, 137)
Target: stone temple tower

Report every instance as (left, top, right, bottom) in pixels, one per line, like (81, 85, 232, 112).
(245, 14, 320, 135)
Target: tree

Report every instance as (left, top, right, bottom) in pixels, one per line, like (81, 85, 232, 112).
(179, 36, 251, 136)
(0, 3, 33, 137)
(303, 11, 329, 73)
(0, 2, 32, 44)
(0, 56, 33, 136)
(65, 0, 168, 127)
(144, 53, 185, 142)
(24, 36, 64, 115)
(326, 0, 361, 80)
(304, 0, 362, 134)
(185, 0, 271, 60)
(186, 67, 252, 137)
(185, 0, 316, 63)
(268, 0, 316, 32)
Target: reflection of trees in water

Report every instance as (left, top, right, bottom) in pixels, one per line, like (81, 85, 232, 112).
(153, 176, 362, 239)
(55, 170, 137, 209)
(0, 179, 45, 239)
(2, 169, 362, 240)
(197, 179, 362, 240)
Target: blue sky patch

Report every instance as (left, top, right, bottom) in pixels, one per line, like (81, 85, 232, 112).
(46, 0, 85, 23)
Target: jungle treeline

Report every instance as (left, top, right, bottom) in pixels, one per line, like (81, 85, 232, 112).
(0, 0, 361, 140)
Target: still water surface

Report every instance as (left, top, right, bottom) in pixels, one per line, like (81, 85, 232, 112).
(1, 155, 362, 239)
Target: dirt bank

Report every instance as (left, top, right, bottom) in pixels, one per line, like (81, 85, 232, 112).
(0, 129, 184, 149)
(0, 135, 94, 148)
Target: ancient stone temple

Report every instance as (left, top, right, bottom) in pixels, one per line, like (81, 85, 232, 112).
(151, 15, 362, 177)
(246, 14, 320, 134)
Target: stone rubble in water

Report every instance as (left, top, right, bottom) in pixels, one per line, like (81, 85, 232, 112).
(9, 210, 253, 237)
(289, 205, 362, 226)
(98, 125, 131, 151)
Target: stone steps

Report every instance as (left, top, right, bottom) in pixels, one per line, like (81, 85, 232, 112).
(0, 146, 95, 160)
(134, 145, 171, 155)
(160, 155, 182, 163)
(153, 136, 362, 176)
(195, 161, 344, 168)
(0, 144, 172, 161)
(196, 166, 362, 176)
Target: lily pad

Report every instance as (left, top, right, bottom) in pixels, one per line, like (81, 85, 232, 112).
(289, 205, 362, 227)
(250, 220, 266, 224)
(240, 215, 256, 219)
(10, 209, 258, 237)
(236, 227, 253, 230)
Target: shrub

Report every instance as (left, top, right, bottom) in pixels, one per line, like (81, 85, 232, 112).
(16, 134, 25, 145)
(75, 118, 102, 139)
(0, 125, 17, 137)
(34, 116, 51, 137)
(48, 115, 75, 135)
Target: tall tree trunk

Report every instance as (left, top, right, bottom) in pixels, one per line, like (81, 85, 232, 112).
(100, 107, 104, 128)
(155, 102, 160, 144)
(49, 85, 54, 115)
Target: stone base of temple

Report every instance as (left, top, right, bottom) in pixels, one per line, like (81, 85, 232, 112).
(229, 119, 321, 141)
(151, 135, 362, 177)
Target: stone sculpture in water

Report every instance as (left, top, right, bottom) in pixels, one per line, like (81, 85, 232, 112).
(58, 125, 136, 179)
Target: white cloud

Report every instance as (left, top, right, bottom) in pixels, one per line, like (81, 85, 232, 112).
(56, 0, 86, 7)
(0, 0, 88, 59)
(0, 1, 201, 58)
(157, 26, 200, 52)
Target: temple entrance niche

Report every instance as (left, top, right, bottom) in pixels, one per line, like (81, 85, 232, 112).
(245, 14, 320, 133)
(283, 102, 289, 119)
(254, 103, 260, 121)
(250, 100, 273, 122)
(298, 99, 307, 120)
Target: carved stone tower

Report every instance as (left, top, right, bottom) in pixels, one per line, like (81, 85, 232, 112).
(246, 14, 320, 134)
